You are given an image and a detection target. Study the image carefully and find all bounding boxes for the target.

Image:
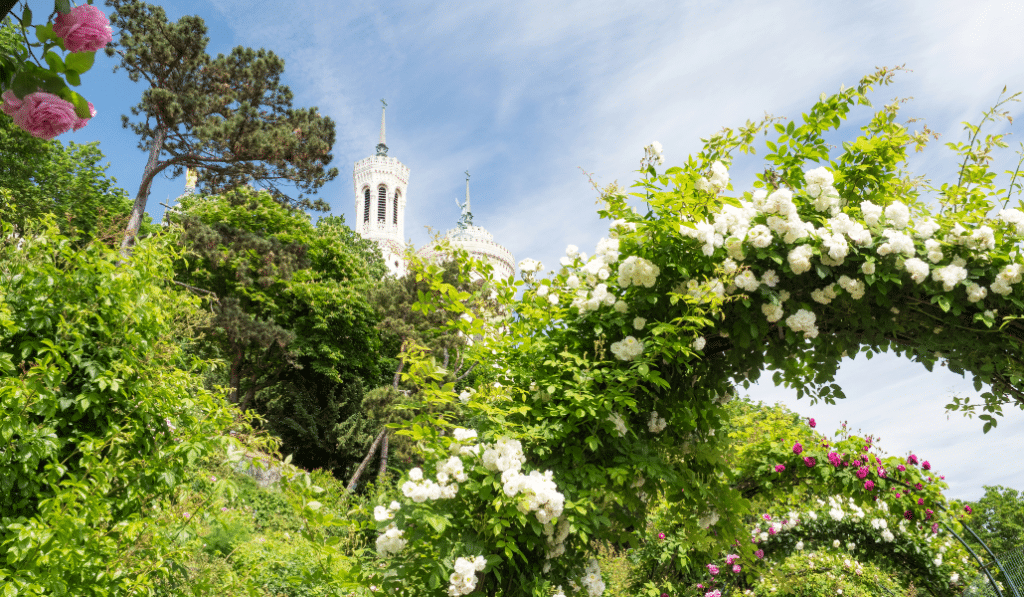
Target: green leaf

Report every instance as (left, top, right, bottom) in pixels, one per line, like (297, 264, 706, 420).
(22, 5, 33, 26)
(424, 513, 448, 533)
(43, 51, 65, 73)
(35, 24, 58, 44)
(65, 51, 96, 74)
(64, 70, 81, 86)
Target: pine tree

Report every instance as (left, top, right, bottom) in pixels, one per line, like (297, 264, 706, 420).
(105, 0, 338, 252)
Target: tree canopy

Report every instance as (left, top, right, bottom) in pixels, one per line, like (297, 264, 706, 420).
(105, 0, 338, 250)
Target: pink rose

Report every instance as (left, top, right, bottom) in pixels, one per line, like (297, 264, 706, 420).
(808, 417, 816, 428)
(774, 464, 785, 473)
(73, 102, 97, 131)
(11, 92, 79, 139)
(864, 480, 875, 491)
(793, 442, 803, 455)
(732, 564, 741, 573)
(53, 5, 113, 53)
(803, 457, 816, 467)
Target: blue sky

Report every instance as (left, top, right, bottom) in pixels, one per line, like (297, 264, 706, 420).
(52, 0, 1024, 499)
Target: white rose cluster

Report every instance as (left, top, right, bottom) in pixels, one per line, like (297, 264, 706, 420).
(804, 167, 844, 214)
(609, 218, 637, 237)
(375, 523, 407, 557)
(610, 336, 644, 361)
(648, 411, 667, 433)
(544, 518, 571, 559)
(999, 208, 1024, 234)
(458, 387, 476, 403)
(503, 469, 565, 524)
(519, 258, 543, 275)
(695, 160, 730, 194)
(618, 255, 660, 288)
(992, 263, 1023, 296)
(444, 430, 482, 465)
(373, 500, 401, 522)
(402, 466, 457, 502)
(448, 555, 487, 596)
(482, 437, 525, 473)
(579, 559, 606, 597)
(786, 308, 818, 339)
(436, 455, 468, 486)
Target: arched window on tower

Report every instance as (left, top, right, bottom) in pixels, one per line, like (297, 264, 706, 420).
(377, 185, 387, 223)
(393, 190, 400, 225)
(363, 187, 370, 223)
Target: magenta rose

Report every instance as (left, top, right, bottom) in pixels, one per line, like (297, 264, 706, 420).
(732, 564, 742, 573)
(922, 460, 931, 470)
(11, 92, 78, 139)
(774, 464, 785, 473)
(965, 505, 973, 514)
(658, 532, 666, 540)
(828, 451, 840, 466)
(897, 464, 906, 472)
(856, 466, 868, 479)
(755, 549, 764, 559)
(864, 480, 875, 491)
(792, 442, 803, 455)
(725, 554, 739, 564)
(707, 564, 719, 575)
(53, 5, 113, 53)
(907, 454, 919, 465)
(808, 417, 816, 428)
(803, 456, 816, 467)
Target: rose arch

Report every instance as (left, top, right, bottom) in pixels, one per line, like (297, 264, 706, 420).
(326, 68, 1024, 597)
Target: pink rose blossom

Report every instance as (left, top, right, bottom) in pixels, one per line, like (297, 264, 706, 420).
(725, 554, 739, 564)
(804, 457, 816, 467)
(707, 564, 719, 575)
(755, 549, 764, 559)
(918, 498, 925, 505)
(808, 418, 816, 428)
(658, 532, 666, 540)
(925, 509, 934, 520)
(897, 464, 906, 472)
(907, 454, 919, 466)
(705, 591, 721, 597)
(904, 510, 914, 520)
(53, 5, 113, 53)
(932, 523, 939, 534)
(856, 466, 868, 479)
(11, 92, 79, 139)
(922, 460, 931, 470)
(915, 483, 923, 491)
(793, 442, 803, 455)
(864, 480, 875, 491)
(877, 467, 887, 478)
(732, 564, 742, 573)
(768, 526, 776, 536)
(896, 492, 902, 499)
(774, 464, 785, 473)
(965, 505, 973, 514)
(763, 514, 772, 521)
(828, 452, 841, 467)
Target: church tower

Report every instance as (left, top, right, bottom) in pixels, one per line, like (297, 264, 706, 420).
(354, 100, 410, 277)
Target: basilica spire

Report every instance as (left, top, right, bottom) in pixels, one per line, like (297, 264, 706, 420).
(376, 99, 388, 156)
(464, 170, 471, 214)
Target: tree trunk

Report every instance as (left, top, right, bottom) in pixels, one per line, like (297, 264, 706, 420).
(120, 127, 167, 256)
(228, 344, 243, 404)
(347, 428, 386, 492)
(377, 431, 389, 479)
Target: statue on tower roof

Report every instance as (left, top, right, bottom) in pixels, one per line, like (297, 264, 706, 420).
(455, 170, 473, 229)
(375, 99, 389, 156)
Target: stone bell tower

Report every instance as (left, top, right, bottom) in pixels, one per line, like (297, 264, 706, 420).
(354, 99, 410, 276)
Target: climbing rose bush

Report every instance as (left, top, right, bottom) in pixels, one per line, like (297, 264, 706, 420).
(1, 90, 93, 139)
(301, 69, 1024, 597)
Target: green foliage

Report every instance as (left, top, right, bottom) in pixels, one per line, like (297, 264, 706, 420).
(169, 188, 386, 476)
(751, 551, 904, 597)
(0, 106, 136, 238)
(965, 485, 1024, 556)
(0, 221, 238, 595)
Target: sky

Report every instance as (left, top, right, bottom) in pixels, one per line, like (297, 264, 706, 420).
(37, 0, 1024, 500)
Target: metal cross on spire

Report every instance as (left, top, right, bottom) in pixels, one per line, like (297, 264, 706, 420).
(376, 99, 389, 156)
